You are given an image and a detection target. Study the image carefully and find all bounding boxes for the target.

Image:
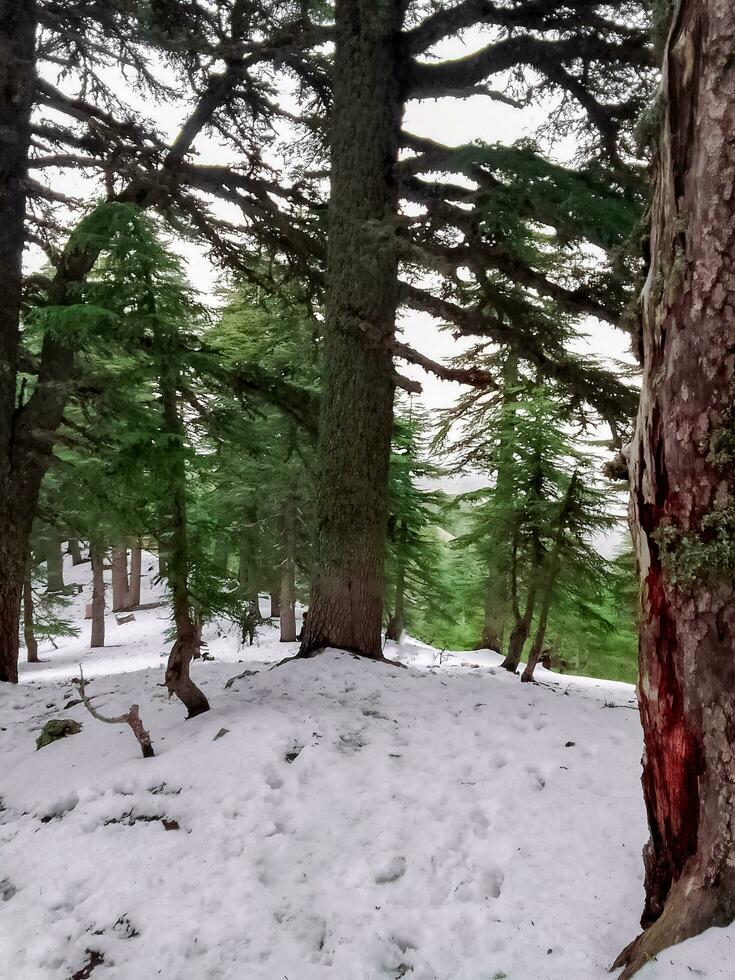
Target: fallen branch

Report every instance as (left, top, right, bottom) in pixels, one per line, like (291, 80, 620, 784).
(72, 666, 155, 758)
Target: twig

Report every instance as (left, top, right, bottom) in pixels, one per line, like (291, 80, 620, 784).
(72, 665, 155, 758)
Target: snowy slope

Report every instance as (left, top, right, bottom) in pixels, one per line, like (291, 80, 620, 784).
(1, 556, 734, 980)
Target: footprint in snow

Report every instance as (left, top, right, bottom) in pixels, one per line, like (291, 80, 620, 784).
(373, 855, 407, 884)
(527, 767, 546, 790)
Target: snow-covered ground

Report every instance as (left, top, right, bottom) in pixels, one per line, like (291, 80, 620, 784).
(2, 555, 734, 979)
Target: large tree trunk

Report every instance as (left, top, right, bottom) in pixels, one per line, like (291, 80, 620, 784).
(158, 327, 209, 719)
(23, 574, 38, 663)
(111, 547, 129, 611)
(615, 4, 735, 976)
(126, 541, 142, 607)
(0, 0, 38, 684)
(90, 545, 105, 648)
(299, 0, 403, 660)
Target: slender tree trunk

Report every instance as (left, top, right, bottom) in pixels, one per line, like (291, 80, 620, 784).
(615, 5, 735, 976)
(68, 538, 83, 565)
(270, 585, 281, 619)
(214, 539, 230, 573)
(90, 545, 105, 648)
(280, 558, 297, 643)
(23, 575, 38, 663)
(45, 529, 65, 593)
(521, 474, 578, 683)
(126, 541, 142, 607)
(386, 543, 405, 642)
(158, 325, 209, 718)
(111, 547, 129, 611)
(502, 595, 536, 674)
(300, 0, 403, 660)
(480, 587, 504, 652)
(521, 593, 552, 683)
(501, 532, 540, 673)
(480, 353, 519, 652)
(0, 0, 37, 684)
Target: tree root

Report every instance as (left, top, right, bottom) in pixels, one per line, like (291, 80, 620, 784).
(611, 875, 728, 978)
(269, 646, 408, 670)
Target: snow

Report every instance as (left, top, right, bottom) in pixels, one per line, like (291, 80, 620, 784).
(1, 555, 734, 979)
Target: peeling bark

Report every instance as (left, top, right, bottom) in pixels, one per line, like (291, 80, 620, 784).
(616, 2, 735, 974)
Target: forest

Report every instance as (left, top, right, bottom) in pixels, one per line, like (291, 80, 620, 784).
(1, 1, 734, 979)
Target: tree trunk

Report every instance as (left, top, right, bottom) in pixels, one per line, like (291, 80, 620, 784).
(90, 544, 105, 648)
(68, 538, 84, 565)
(0, 0, 37, 684)
(501, 534, 539, 673)
(111, 547, 129, 611)
(502, 604, 535, 674)
(299, 0, 403, 660)
(45, 529, 65, 593)
(521, 594, 552, 683)
(480, 587, 504, 652)
(158, 324, 209, 719)
(280, 558, 297, 643)
(614, 5, 735, 976)
(23, 575, 38, 663)
(270, 585, 281, 619)
(386, 548, 405, 642)
(126, 541, 142, 607)
(480, 353, 519, 653)
(214, 539, 230, 573)
(521, 473, 578, 683)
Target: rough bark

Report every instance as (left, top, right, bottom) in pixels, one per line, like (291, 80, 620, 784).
(615, 3, 735, 975)
(23, 575, 38, 663)
(300, 0, 404, 660)
(0, 0, 36, 684)
(158, 324, 209, 718)
(126, 542, 142, 607)
(111, 548, 129, 611)
(90, 545, 105, 648)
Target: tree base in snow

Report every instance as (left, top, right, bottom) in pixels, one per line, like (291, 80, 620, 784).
(612, 875, 733, 979)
